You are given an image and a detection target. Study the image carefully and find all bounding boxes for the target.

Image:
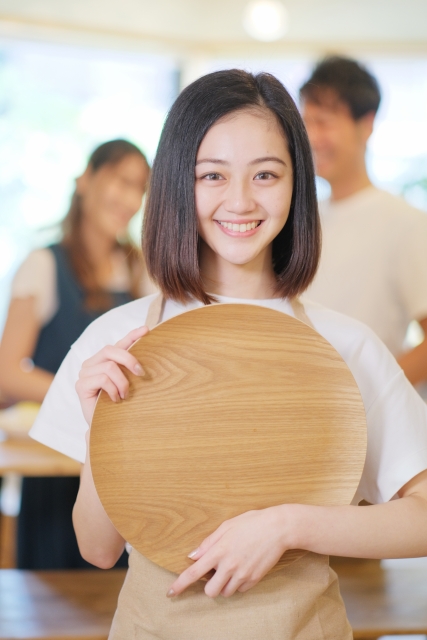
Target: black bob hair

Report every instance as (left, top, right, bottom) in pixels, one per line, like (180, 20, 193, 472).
(300, 56, 381, 120)
(143, 69, 320, 304)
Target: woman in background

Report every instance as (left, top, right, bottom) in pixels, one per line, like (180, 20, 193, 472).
(0, 138, 156, 568)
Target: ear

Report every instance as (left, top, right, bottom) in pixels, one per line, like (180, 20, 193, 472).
(358, 111, 375, 143)
(75, 167, 93, 196)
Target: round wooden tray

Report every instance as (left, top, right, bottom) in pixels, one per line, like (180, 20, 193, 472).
(90, 304, 367, 575)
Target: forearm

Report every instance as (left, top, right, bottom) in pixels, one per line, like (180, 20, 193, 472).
(398, 317, 427, 385)
(73, 440, 125, 569)
(286, 495, 427, 559)
(0, 366, 53, 403)
(398, 339, 427, 386)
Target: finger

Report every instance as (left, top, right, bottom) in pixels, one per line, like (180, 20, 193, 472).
(79, 362, 130, 399)
(237, 579, 258, 593)
(76, 373, 122, 403)
(167, 554, 217, 597)
(82, 345, 145, 376)
(220, 574, 249, 598)
(187, 521, 230, 561)
(204, 568, 235, 599)
(115, 326, 149, 350)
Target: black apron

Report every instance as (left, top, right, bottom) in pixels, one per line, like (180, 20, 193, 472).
(17, 243, 132, 569)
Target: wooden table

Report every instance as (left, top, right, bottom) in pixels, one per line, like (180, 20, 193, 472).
(0, 560, 426, 638)
(0, 403, 80, 477)
(0, 404, 80, 567)
(0, 568, 126, 639)
(334, 558, 427, 639)
(0, 438, 80, 477)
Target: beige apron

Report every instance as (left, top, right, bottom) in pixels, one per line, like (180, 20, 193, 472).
(108, 296, 353, 640)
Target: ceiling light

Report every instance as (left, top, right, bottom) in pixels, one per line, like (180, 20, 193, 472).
(243, 0, 289, 42)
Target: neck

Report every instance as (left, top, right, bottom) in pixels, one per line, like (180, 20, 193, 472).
(79, 218, 117, 266)
(199, 243, 278, 300)
(329, 159, 372, 202)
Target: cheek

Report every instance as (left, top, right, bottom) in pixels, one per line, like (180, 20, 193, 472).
(195, 185, 218, 222)
(125, 188, 144, 214)
(266, 182, 293, 223)
(94, 182, 117, 211)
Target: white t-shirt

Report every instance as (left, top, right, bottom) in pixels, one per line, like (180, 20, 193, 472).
(30, 293, 427, 507)
(10, 248, 157, 326)
(307, 187, 427, 357)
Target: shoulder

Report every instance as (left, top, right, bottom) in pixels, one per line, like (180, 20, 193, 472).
(302, 298, 402, 413)
(14, 248, 56, 278)
(71, 294, 159, 359)
(371, 189, 427, 228)
(11, 248, 56, 300)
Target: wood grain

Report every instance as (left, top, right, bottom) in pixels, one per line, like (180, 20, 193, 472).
(91, 304, 367, 575)
(0, 569, 125, 639)
(0, 438, 80, 476)
(334, 558, 427, 638)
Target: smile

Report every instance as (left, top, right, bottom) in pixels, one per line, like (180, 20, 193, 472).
(216, 220, 262, 233)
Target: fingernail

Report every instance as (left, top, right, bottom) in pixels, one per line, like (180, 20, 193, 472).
(188, 548, 198, 559)
(166, 588, 175, 597)
(134, 364, 144, 375)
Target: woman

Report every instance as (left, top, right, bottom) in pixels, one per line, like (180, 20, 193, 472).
(31, 72, 427, 637)
(0, 138, 156, 569)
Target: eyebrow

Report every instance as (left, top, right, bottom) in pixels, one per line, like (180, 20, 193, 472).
(195, 156, 287, 167)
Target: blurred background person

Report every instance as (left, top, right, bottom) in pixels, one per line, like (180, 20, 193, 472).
(300, 56, 427, 397)
(0, 138, 155, 569)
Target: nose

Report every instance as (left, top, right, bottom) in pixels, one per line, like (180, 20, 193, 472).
(223, 177, 256, 215)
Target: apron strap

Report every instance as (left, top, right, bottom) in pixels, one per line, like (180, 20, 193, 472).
(290, 297, 315, 330)
(145, 293, 314, 331)
(145, 293, 165, 330)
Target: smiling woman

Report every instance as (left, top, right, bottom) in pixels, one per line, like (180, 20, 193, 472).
(143, 70, 320, 305)
(194, 110, 294, 298)
(28, 69, 427, 640)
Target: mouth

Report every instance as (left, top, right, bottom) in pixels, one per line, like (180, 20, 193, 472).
(215, 220, 262, 234)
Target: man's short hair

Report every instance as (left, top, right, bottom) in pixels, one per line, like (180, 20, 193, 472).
(300, 56, 381, 120)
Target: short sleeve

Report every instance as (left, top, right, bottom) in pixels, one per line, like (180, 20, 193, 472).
(357, 369, 427, 504)
(305, 300, 427, 505)
(11, 249, 58, 325)
(29, 295, 158, 462)
(395, 211, 427, 322)
(29, 346, 88, 462)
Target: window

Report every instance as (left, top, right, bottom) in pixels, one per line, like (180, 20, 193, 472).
(0, 37, 178, 327)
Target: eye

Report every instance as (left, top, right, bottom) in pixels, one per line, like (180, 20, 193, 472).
(200, 172, 224, 181)
(254, 171, 276, 180)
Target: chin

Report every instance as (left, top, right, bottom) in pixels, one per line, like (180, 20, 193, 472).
(220, 252, 259, 266)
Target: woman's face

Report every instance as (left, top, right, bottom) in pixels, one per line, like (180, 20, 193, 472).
(195, 109, 293, 271)
(78, 154, 149, 239)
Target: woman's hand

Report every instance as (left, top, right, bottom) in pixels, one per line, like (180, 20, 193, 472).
(75, 325, 149, 424)
(167, 505, 295, 599)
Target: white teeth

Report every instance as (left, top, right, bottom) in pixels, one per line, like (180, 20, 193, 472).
(218, 221, 260, 233)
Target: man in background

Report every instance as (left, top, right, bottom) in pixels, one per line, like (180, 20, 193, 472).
(300, 56, 427, 396)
